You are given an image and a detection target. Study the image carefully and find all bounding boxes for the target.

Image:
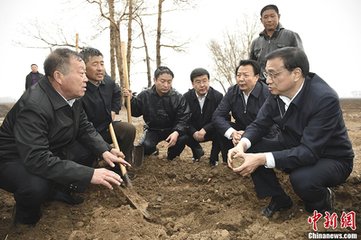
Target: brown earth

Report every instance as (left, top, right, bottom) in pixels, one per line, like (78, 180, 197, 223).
(0, 99, 360, 240)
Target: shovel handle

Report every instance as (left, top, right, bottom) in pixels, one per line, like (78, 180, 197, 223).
(109, 123, 127, 176)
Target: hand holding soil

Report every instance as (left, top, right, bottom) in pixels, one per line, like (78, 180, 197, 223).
(230, 156, 245, 169)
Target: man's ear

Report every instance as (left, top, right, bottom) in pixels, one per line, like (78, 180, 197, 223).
(53, 70, 63, 85)
(292, 68, 302, 82)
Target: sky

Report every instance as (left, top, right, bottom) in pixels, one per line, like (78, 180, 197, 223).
(1, 0, 361, 101)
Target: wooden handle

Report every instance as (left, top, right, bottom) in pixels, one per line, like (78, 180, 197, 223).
(109, 123, 127, 176)
(121, 41, 132, 123)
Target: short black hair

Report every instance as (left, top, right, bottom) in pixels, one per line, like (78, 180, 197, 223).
(154, 66, 174, 79)
(190, 68, 209, 82)
(265, 47, 309, 77)
(79, 47, 103, 63)
(235, 59, 260, 76)
(260, 4, 279, 16)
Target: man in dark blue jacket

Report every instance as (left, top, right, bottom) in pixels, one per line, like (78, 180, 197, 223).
(229, 47, 354, 217)
(183, 68, 224, 166)
(123, 66, 191, 160)
(213, 60, 273, 158)
(79, 48, 136, 170)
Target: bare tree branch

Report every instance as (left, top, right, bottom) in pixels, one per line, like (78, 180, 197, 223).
(208, 14, 260, 93)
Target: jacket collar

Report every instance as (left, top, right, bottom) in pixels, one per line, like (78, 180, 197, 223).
(237, 81, 264, 98)
(86, 80, 104, 92)
(274, 73, 315, 108)
(291, 73, 315, 108)
(38, 77, 72, 110)
(260, 23, 284, 38)
(190, 87, 213, 100)
(151, 85, 174, 97)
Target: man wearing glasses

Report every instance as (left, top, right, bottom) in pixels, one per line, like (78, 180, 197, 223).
(250, 4, 303, 83)
(228, 47, 354, 218)
(183, 68, 225, 166)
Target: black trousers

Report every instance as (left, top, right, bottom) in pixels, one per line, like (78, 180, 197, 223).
(0, 144, 89, 224)
(66, 121, 136, 170)
(186, 131, 227, 162)
(100, 121, 136, 163)
(248, 138, 353, 212)
(140, 129, 187, 160)
(0, 123, 134, 224)
(0, 160, 50, 224)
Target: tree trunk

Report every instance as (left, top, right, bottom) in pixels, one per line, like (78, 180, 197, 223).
(156, 0, 164, 67)
(126, 0, 133, 81)
(137, 16, 152, 87)
(108, 0, 116, 81)
(114, 27, 124, 89)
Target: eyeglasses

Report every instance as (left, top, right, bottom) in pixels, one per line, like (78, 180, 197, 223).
(263, 68, 287, 79)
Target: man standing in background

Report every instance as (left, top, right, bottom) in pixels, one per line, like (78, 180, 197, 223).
(250, 4, 303, 82)
(25, 64, 44, 89)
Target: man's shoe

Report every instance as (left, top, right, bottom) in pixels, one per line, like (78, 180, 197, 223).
(150, 148, 159, 156)
(12, 205, 41, 226)
(261, 195, 293, 218)
(51, 190, 84, 205)
(209, 159, 218, 167)
(192, 148, 204, 162)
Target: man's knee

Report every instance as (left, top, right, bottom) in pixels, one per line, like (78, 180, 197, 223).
(290, 170, 315, 197)
(114, 122, 136, 140)
(15, 178, 50, 206)
(141, 139, 157, 155)
(177, 134, 188, 146)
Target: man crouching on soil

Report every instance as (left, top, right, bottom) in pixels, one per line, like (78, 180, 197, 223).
(228, 47, 354, 218)
(0, 48, 130, 226)
(123, 66, 191, 160)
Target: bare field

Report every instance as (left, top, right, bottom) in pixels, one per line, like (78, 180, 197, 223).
(0, 99, 360, 239)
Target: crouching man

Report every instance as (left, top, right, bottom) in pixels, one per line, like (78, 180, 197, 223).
(0, 48, 130, 226)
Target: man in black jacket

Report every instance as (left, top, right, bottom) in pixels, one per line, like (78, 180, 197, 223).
(229, 47, 354, 217)
(25, 63, 44, 89)
(123, 66, 191, 160)
(79, 47, 136, 170)
(183, 68, 225, 166)
(0, 48, 129, 226)
(213, 60, 272, 156)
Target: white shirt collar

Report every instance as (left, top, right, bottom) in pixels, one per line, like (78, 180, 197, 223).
(56, 91, 76, 107)
(279, 81, 304, 111)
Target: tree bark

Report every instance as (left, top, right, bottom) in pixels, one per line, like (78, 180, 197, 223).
(156, 0, 164, 67)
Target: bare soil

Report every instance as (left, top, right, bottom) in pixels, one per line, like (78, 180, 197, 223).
(0, 99, 360, 240)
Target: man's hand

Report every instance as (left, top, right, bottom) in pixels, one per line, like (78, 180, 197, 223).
(232, 153, 266, 177)
(227, 144, 245, 169)
(102, 149, 131, 168)
(122, 88, 133, 99)
(91, 168, 122, 190)
(166, 131, 179, 148)
(193, 128, 206, 142)
(231, 130, 244, 145)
